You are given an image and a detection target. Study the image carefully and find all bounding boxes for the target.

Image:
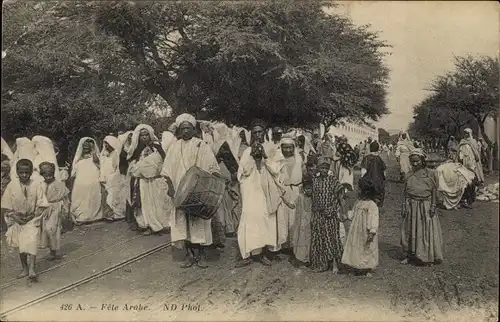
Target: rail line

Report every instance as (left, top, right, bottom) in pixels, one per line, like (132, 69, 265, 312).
(1, 234, 145, 290)
(0, 241, 172, 320)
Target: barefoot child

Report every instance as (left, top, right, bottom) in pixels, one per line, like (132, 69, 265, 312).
(341, 177, 379, 276)
(1, 159, 49, 281)
(310, 157, 345, 274)
(39, 162, 70, 260)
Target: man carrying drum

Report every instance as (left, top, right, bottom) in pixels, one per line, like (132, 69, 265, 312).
(161, 113, 221, 269)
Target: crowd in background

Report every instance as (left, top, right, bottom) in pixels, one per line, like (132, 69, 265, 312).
(0, 117, 491, 280)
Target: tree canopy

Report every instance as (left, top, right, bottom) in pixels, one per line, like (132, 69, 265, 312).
(2, 1, 390, 161)
(409, 55, 498, 146)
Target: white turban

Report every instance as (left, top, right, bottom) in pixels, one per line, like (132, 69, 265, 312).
(464, 128, 472, 134)
(175, 113, 196, 127)
(280, 138, 296, 146)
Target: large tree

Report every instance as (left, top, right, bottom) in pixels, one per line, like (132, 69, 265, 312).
(2, 1, 390, 159)
(92, 0, 390, 127)
(430, 55, 499, 147)
(410, 55, 498, 169)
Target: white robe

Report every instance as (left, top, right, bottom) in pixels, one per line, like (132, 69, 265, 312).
(100, 136, 127, 219)
(2, 179, 49, 255)
(273, 154, 302, 251)
(458, 139, 485, 182)
(395, 140, 413, 175)
(436, 161, 475, 209)
(237, 147, 284, 259)
(161, 138, 220, 246)
(129, 147, 172, 231)
(71, 157, 103, 223)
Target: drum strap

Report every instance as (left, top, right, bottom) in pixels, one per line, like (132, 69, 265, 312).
(181, 142, 202, 170)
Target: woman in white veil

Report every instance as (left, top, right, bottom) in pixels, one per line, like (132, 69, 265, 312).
(32, 135, 60, 181)
(70, 137, 103, 224)
(100, 135, 127, 221)
(10, 137, 39, 182)
(127, 124, 172, 235)
(1, 136, 14, 161)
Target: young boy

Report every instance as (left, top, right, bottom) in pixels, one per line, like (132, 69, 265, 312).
(2, 159, 48, 281)
(39, 162, 70, 260)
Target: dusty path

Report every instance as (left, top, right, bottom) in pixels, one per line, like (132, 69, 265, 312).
(2, 158, 498, 321)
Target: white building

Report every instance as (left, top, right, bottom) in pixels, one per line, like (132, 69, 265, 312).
(320, 121, 379, 146)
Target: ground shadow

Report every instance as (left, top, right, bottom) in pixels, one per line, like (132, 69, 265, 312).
(379, 242, 404, 261)
(36, 242, 82, 271)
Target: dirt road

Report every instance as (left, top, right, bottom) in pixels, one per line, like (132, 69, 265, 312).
(2, 157, 498, 321)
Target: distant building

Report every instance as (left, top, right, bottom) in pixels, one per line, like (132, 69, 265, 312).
(321, 121, 378, 146)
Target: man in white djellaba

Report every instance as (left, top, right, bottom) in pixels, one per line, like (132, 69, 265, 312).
(161, 113, 221, 269)
(236, 119, 286, 268)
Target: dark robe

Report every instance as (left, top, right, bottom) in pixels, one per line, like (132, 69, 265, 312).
(361, 154, 387, 207)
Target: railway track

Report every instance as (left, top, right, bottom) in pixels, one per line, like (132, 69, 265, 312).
(1, 234, 144, 290)
(0, 237, 172, 321)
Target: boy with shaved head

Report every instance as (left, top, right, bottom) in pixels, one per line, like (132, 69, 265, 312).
(1, 159, 49, 281)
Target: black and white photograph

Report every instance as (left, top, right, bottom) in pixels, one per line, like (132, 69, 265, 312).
(1, 1, 499, 321)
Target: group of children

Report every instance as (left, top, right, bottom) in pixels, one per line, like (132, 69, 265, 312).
(2, 159, 68, 281)
(288, 140, 385, 276)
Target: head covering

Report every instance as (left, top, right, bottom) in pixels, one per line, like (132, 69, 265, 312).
(409, 148, 426, 159)
(14, 137, 35, 161)
(72, 137, 99, 175)
(280, 137, 296, 146)
(161, 131, 176, 153)
(250, 119, 267, 130)
(101, 135, 121, 155)
(11, 137, 36, 179)
(272, 126, 284, 134)
(1, 136, 14, 160)
(127, 124, 159, 159)
(32, 135, 60, 179)
(464, 128, 472, 134)
(175, 113, 196, 127)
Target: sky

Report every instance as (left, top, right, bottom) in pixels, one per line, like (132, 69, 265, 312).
(328, 1, 499, 134)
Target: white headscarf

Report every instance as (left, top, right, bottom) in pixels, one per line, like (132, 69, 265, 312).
(118, 130, 133, 145)
(14, 137, 35, 161)
(161, 131, 176, 153)
(32, 135, 60, 179)
(1, 136, 14, 160)
(127, 124, 159, 160)
(72, 137, 99, 174)
(11, 137, 36, 179)
(100, 135, 121, 182)
(175, 113, 197, 127)
(101, 135, 121, 156)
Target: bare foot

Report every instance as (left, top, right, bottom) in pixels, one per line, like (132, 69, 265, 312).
(17, 270, 29, 279)
(366, 272, 373, 277)
(400, 258, 409, 265)
(331, 268, 339, 275)
(28, 274, 38, 283)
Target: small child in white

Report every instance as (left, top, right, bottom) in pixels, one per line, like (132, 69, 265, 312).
(2, 159, 48, 281)
(341, 177, 379, 277)
(39, 162, 70, 260)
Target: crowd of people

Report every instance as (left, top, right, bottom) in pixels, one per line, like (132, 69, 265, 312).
(0, 115, 489, 281)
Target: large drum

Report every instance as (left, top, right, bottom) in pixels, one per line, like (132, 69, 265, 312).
(173, 166, 226, 220)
